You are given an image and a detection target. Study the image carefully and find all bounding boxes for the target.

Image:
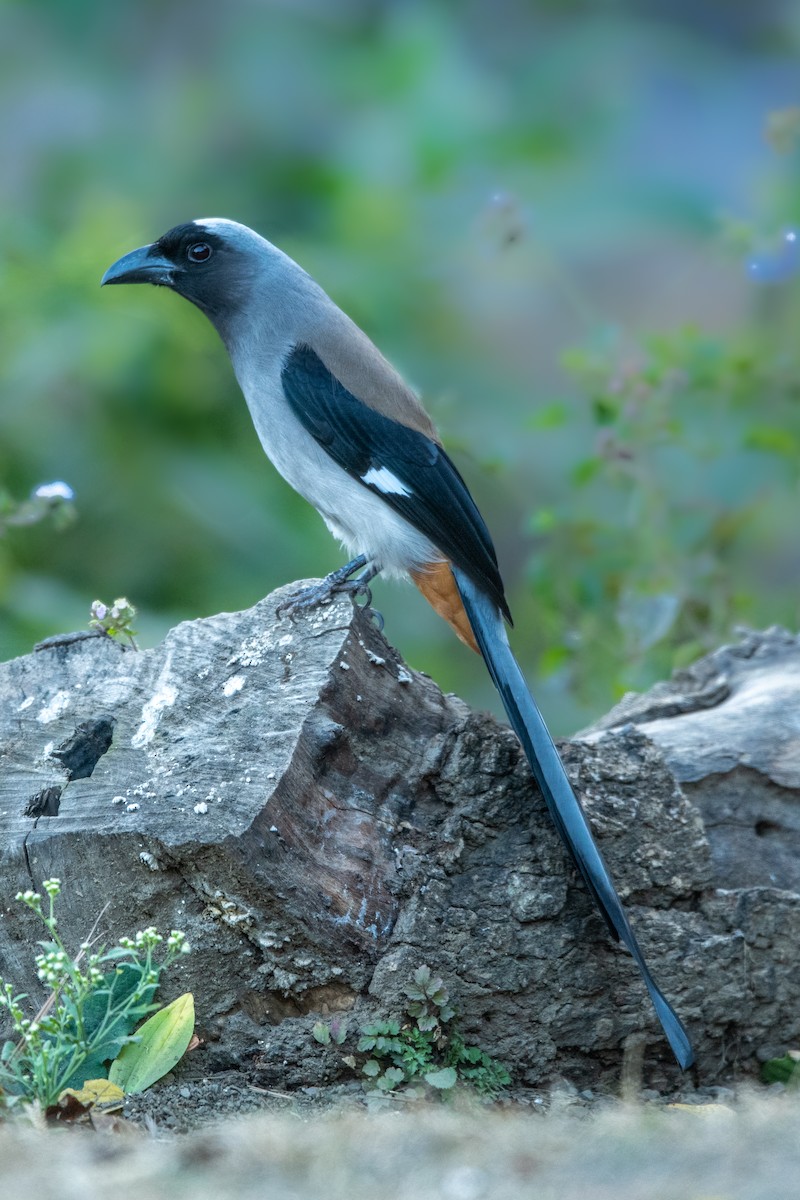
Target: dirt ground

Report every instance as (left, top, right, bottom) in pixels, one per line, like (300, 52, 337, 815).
(117, 1070, 738, 1133)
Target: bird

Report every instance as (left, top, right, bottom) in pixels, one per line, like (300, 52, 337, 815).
(102, 217, 694, 1069)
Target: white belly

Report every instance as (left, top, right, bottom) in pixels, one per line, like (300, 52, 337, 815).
(238, 374, 439, 578)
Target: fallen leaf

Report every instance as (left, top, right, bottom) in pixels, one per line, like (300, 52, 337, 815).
(61, 1078, 125, 1109)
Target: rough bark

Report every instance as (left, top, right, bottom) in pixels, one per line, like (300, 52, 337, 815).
(583, 625, 800, 894)
(1, 595, 798, 1090)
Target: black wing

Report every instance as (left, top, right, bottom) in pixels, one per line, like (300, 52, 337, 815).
(281, 343, 510, 620)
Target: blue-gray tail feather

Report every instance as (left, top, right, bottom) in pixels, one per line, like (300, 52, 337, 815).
(453, 567, 694, 1071)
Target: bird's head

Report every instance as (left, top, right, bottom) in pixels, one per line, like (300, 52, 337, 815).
(101, 218, 299, 331)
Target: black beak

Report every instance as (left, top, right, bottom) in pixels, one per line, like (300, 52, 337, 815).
(101, 244, 176, 287)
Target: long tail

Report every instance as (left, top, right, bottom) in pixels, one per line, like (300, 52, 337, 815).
(452, 566, 694, 1070)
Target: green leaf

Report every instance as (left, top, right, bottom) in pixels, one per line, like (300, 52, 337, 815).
(329, 1017, 348, 1045)
(312, 1022, 331, 1045)
(458, 1044, 483, 1064)
(376, 1068, 404, 1092)
(362, 1059, 381, 1077)
(81, 963, 158, 1043)
(109, 993, 194, 1094)
(360, 1020, 399, 1038)
(424, 1066, 457, 1090)
(62, 1048, 113, 1092)
(415, 1014, 438, 1032)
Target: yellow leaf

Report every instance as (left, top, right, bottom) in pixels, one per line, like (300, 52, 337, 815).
(109, 993, 195, 1094)
(60, 1079, 125, 1108)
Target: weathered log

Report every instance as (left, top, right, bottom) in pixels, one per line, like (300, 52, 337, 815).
(1, 595, 797, 1090)
(583, 625, 800, 894)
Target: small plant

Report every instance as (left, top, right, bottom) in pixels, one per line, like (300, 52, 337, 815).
(315, 966, 510, 1103)
(762, 1050, 800, 1087)
(0, 880, 192, 1112)
(312, 1016, 349, 1046)
(89, 597, 139, 649)
(0, 481, 76, 537)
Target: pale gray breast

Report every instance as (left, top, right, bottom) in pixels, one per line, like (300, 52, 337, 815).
(231, 351, 440, 577)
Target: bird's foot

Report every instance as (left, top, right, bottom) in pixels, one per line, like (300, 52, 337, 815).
(277, 557, 384, 630)
(345, 575, 384, 632)
(277, 556, 367, 616)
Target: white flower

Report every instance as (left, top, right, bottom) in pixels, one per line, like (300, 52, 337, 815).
(33, 481, 74, 502)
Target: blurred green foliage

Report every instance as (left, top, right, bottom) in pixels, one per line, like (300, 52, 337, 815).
(1, 0, 799, 731)
(533, 321, 800, 714)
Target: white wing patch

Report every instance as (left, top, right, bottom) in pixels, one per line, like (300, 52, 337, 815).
(361, 466, 412, 497)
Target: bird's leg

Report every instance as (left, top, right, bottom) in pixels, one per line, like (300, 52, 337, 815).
(278, 557, 385, 630)
(277, 555, 369, 616)
(344, 563, 384, 631)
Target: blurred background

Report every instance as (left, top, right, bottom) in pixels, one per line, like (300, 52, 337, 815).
(1, 0, 799, 732)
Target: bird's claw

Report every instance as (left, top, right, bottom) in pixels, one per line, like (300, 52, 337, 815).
(276, 580, 340, 618)
(276, 556, 383, 630)
(348, 579, 384, 632)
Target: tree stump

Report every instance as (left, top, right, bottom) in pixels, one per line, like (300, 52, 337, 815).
(1, 593, 798, 1090)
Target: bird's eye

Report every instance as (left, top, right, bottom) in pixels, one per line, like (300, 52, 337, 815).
(187, 242, 212, 263)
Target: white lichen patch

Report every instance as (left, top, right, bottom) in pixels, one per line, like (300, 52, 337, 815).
(37, 690, 71, 723)
(310, 603, 337, 623)
(228, 629, 275, 668)
(132, 653, 177, 747)
(193, 801, 209, 814)
(222, 674, 246, 696)
(17, 696, 34, 712)
(358, 638, 386, 667)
